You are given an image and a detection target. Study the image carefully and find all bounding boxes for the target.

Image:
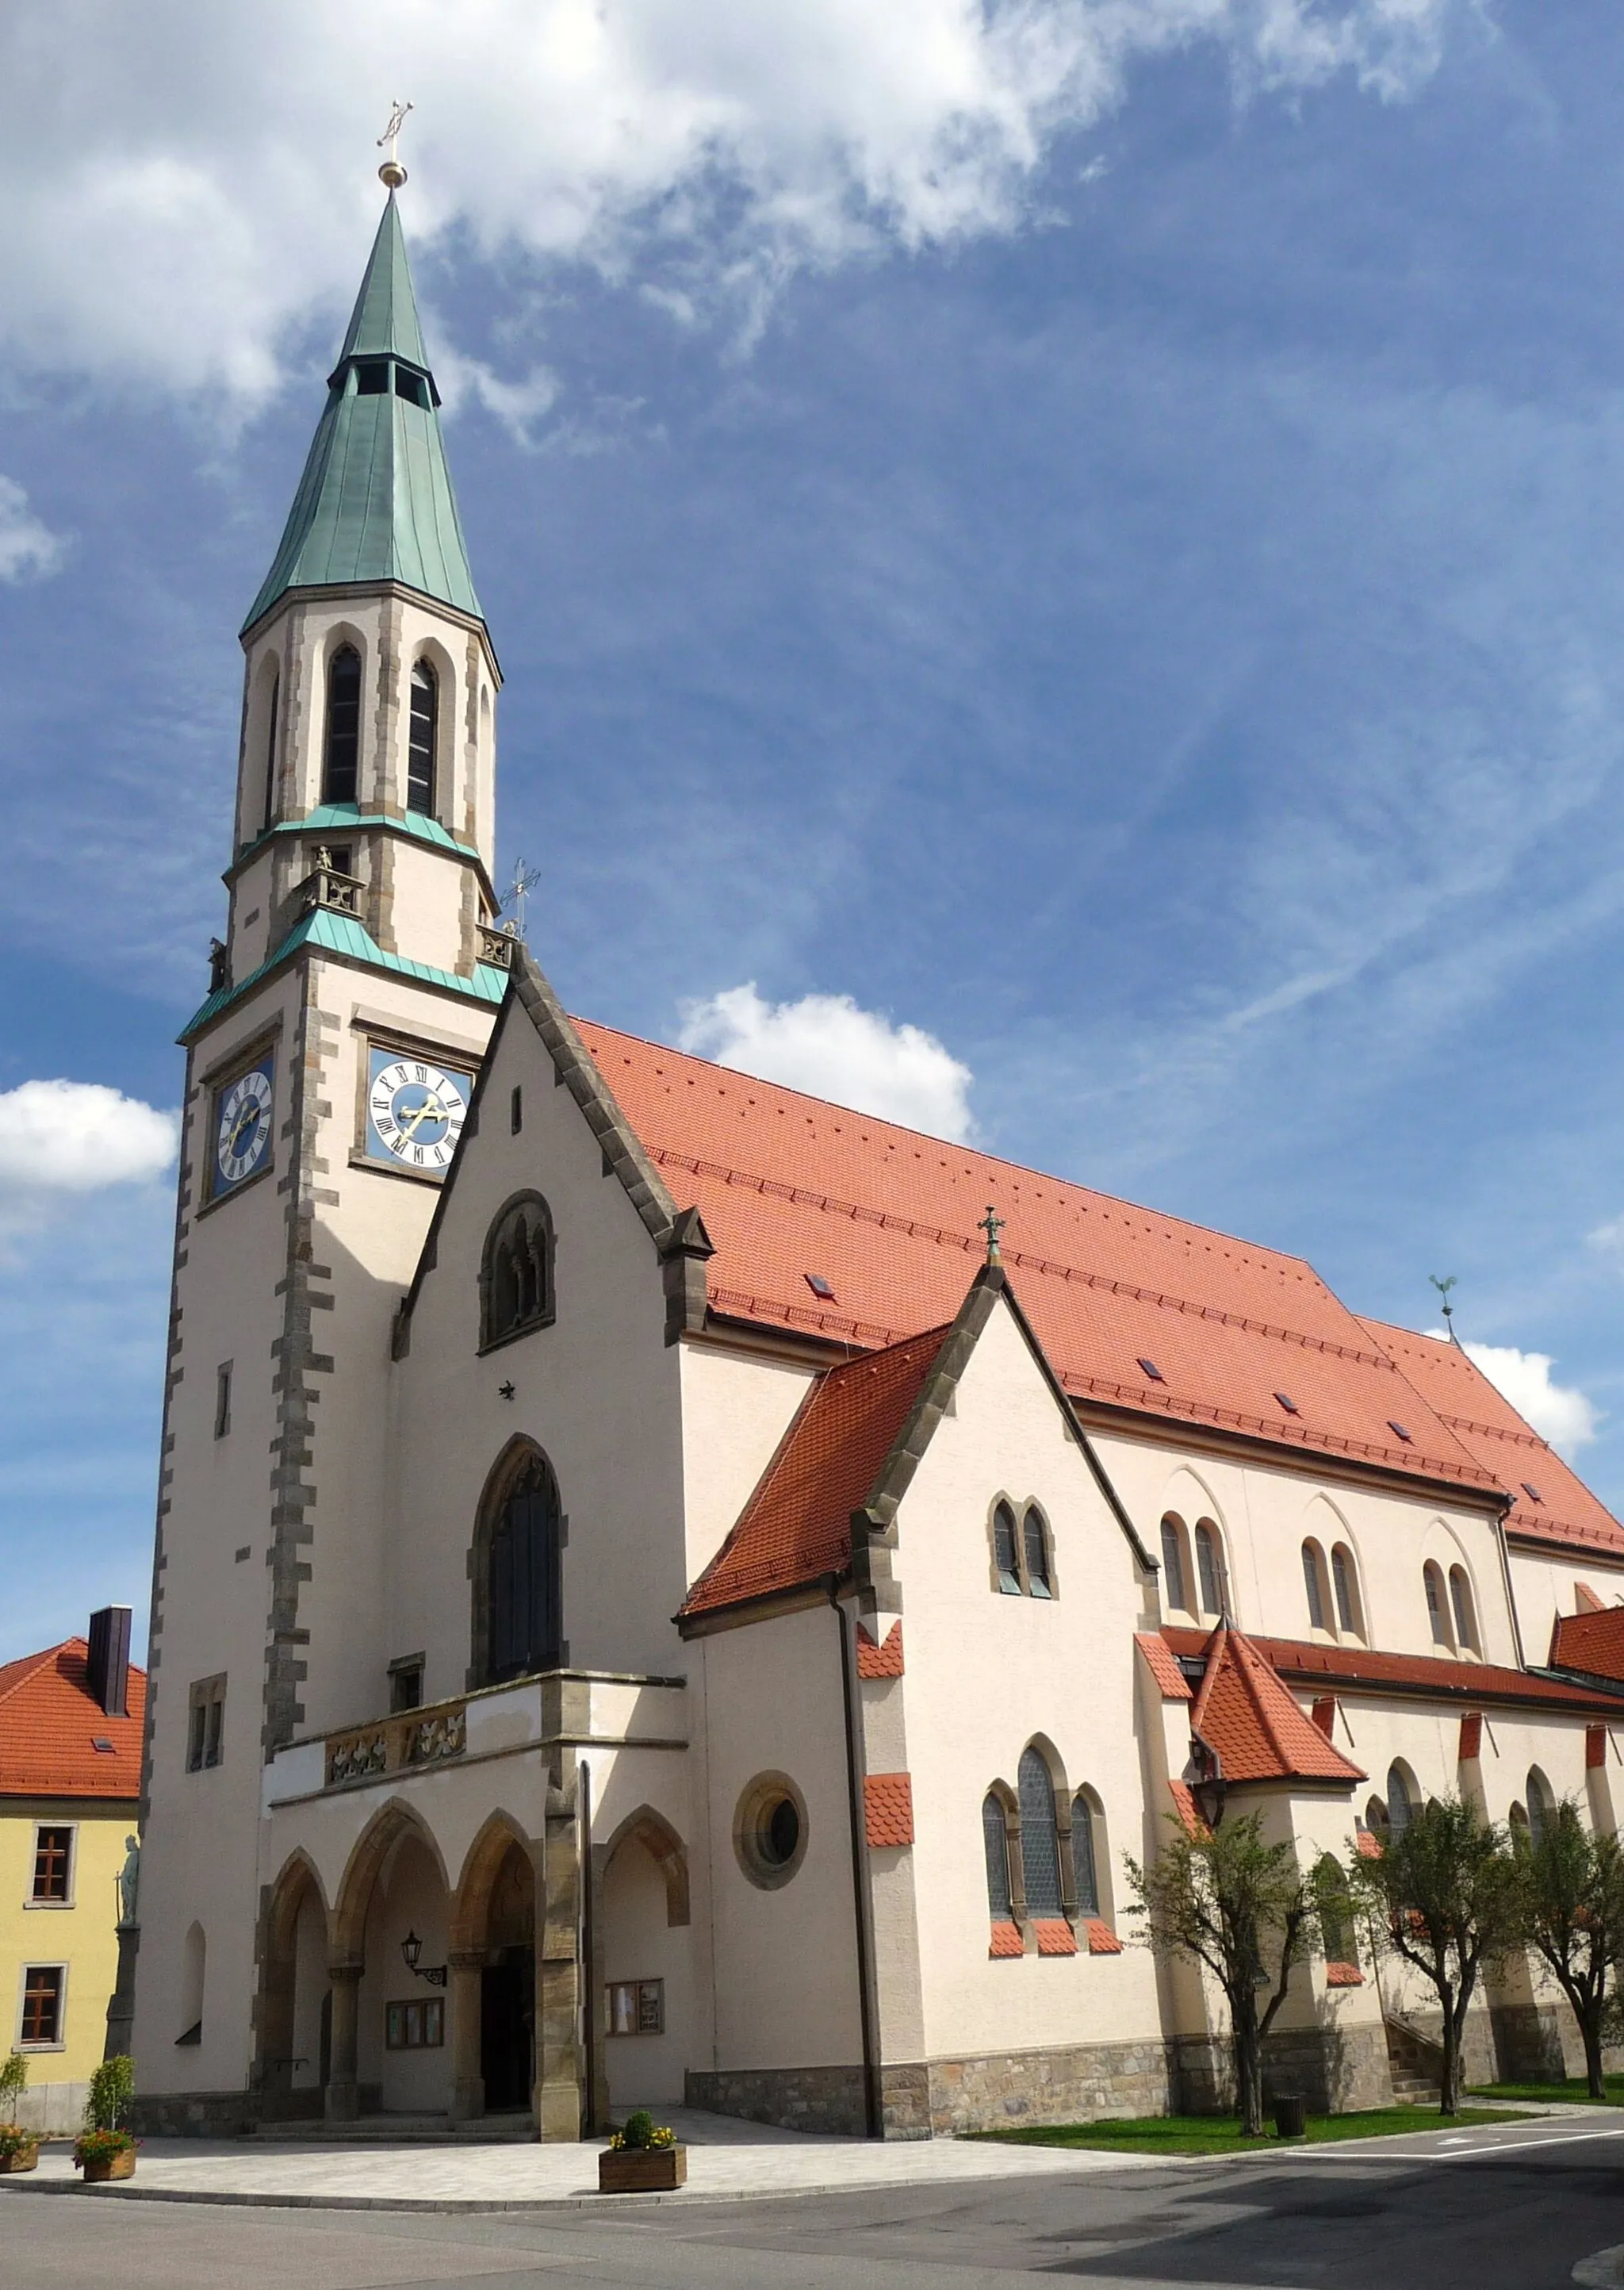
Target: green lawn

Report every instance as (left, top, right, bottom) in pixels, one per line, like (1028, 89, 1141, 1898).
(1468, 2075, 1624, 2107)
(969, 2105, 1527, 2156)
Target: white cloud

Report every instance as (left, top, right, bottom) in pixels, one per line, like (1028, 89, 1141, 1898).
(0, 1081, 178, 1203)
(1434, 1333, 1600, 1458)
(0, 474, 65, 581)
(0, 0, 1454, 403)
(678, 982, 975, 1140)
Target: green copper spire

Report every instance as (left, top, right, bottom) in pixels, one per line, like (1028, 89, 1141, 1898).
(243, 194, 482, 632)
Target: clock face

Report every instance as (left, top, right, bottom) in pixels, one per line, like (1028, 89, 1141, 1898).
(366, 1051, 472, 1174)
(214, 1058, 274, 1194)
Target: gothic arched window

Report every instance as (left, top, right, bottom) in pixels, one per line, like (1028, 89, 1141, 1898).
(982, 1791, 1013, 1923)
(1071, 1793, 1101, 1918)
(1023, 1506, 1052, 1598)
(1195, 1521, 1227, 1618)
(1449, 1564, 1479, 1654)
(408, 658, 437, 815)
(480, 1194, 555, 1351)
(992, 1502, 1021, 1595)
(1160, 1516, 1189, 1614)
(1526, 1767, 1555, 1847)
(1017, 1746, 1063, 1920)
(485, 1450, 562, 1683)
(323, 645, 362, 804)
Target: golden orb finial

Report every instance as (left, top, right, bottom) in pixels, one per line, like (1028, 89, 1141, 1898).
(377, 100, 412, 190)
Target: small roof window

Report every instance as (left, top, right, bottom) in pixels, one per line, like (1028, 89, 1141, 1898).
(1274, 1391, 1300, 1416)
(805, 1274, 836, 1301)
(1137, 1357, 1166, 1383)
(1522, 1482, 1545, 1504)
(91, 1737, 115, 1753)
(1388, 1420, 1413, 1443)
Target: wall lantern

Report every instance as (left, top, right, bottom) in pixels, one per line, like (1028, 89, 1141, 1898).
(400, 1928, 447, 1987)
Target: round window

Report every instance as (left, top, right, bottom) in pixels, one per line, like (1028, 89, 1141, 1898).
(733, 1773, 809, 1890)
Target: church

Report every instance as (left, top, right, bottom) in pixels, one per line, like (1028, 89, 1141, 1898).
(130, 180, 1624, 2141)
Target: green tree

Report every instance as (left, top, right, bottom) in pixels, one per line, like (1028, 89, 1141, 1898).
(84, 2055, 136, 2133)
(1124, 1809, 1316, 2136)
(1515, 1801, 1624, 2101)
(1346, 1796, 1523, 2114)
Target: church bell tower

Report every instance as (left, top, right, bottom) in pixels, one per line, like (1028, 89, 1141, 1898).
(132, 175, 511, 2108)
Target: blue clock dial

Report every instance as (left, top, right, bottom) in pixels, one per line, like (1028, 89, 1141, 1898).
(366, 1049, 471, 1173)
(213, 1057, 274, 1194)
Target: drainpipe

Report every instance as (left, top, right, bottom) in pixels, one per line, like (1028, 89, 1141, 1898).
(828, 1575, 882, 2138)
(578, 1758, 598, 2136)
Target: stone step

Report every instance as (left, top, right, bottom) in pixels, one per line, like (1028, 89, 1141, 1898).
(247, 2112, 538, 2145)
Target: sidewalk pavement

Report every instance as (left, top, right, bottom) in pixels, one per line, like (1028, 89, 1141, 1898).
(0, 2105, 1162, 2211)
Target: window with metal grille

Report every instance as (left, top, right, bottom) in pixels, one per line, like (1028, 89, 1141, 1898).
(1071, 1795, 1100, 1918)
(1017, 1747, 1063, 1920)
(20, 1966, 63, 2046)
(1195, 1522, 1224, 1617)
(322, 645, 362, 804)
(1449, 1565, 1477, 1651)
(407, 659, 437, 814)
(1331, 1544, 1358, 1634)
(1302, 1541, 1327, 1631)
(1160, 1517, 1187, 1613)
(32, 1827, 73, 1904)
(993, 1503, 1021, 1595)
(1023, 1506, 1051, 1598)
(982, 1793, 1012, 1920)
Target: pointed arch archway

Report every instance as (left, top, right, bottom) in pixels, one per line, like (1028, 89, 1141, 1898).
(254, 1849, 330, 2114)
(326, 1800, 453, 2123)
(446, 1811, 540, 2123)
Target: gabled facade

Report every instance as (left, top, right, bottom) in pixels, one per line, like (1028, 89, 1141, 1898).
(132, 190, 1624, 2141)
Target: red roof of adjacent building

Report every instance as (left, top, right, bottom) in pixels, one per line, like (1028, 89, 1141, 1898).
(0, 1639, 145, 1800)
(680, 1322, 946, 1617)
(1549, 1605, 1624, 1684)
(1360, 1321, 1624, 1562)
(1186, 1623, 1365, 1787)
(576, 1021, 1502, 1498)
(1162, 1624, 1624, 1716)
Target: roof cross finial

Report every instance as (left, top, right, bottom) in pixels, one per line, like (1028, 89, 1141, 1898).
(1429, 1273, 1461, 1348)
(377, 100, 414, 190)
(504, 857, 542, 942)
(979, 1204, 1004, 1265)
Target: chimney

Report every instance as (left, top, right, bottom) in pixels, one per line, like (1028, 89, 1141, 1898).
(86, 1606, 132, 1718)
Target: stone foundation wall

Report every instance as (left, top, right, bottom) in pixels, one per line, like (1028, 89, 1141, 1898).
(686, 2064, 867, 2138)
(925, 2039, 1176, 2135)
(132, 2089, 259, 2138)
(13, 2081, 90, 2138)
(1490, 2003, 1579, 2085)
(1176, 2020, 1392, 2116)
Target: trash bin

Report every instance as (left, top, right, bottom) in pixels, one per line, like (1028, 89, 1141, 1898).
(1274, 2094, 1307, 2138)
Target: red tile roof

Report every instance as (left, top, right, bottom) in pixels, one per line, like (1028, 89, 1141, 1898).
(1325, 1962, 1364, 1986)
(680, 1323, 946, 1616)
(1186, 1624, 1365, 1787)
(1033, 1918, 1077, 1956)
(1085, 1920, 1123, 1955)
(989, 1920, 1024, 1958)
(864, 1772, 914, 1847)
(576, 1022, 1501, 1497)
(1361, 1320, 1624, 1560)
(1135, 1632, 1193, 1701)
(856, 1621, 905, 1678)
(1163, 1624, 1624, 1715)
(0, 1639, 145, 1800)
(1550, 1605, 1624, 1684)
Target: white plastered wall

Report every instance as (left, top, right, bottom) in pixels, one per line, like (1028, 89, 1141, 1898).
(891, 1296, 1164, 2064)
(677, 1343, 817, 1585)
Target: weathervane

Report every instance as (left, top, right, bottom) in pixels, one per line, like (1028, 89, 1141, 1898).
(377, 100, 414, 190)
(979, 1204, 1005, 1265)
(504, 857, 542, 943)
(1429, 1273, 1460, 1347)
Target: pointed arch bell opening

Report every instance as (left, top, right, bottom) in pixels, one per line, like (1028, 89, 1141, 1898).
(323, 643, 362, 805)
(408, 657, 438, 815)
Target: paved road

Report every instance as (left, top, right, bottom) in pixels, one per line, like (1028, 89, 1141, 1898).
(5, 2116, 1624, 2290)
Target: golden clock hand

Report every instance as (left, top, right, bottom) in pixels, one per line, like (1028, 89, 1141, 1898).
(396, 1091, 447, 1139)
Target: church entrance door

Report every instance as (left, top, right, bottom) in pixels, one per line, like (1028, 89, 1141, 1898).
(481, 1951, 533, 2112)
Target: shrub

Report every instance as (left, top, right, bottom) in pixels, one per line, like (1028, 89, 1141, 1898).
(609, 2108, 675, 2151)
(84, 2055, 136, 2134)
(0, 2050, 27, 2120)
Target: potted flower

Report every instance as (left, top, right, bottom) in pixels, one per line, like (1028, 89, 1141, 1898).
(599, 2108, 687, 2192)
(0, 2050, 36, 2175)
(74, 2056, 138, 2184)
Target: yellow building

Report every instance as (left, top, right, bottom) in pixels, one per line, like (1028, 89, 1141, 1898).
(1, 1608, 143, 2135)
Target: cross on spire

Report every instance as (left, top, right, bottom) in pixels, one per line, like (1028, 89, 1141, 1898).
(979, 1204, 1004, 1264)
(377, 100, 413, 189)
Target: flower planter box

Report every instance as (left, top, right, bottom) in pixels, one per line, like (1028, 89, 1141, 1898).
(0, 2138, 40, 2174)
(599, 2144, 687, 2193)
(81, 2147, 136, 2183)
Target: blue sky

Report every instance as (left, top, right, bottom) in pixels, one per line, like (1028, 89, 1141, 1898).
(3, 0, 1623, 1661)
